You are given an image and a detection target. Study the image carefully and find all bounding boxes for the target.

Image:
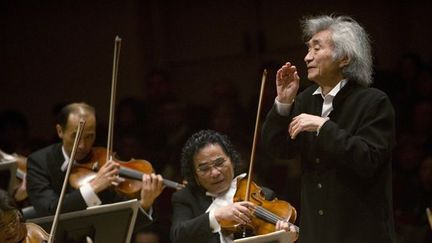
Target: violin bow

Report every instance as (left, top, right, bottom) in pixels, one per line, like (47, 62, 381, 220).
(427, 208, 432, 231)
(245, 69, 267, 201)
(245, 70, 300, 234)
(104, 36, 184, 190)
(48, 119, 86, 243)
(106, 36, 122, 162)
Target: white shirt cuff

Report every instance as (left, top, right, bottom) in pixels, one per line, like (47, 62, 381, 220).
(139, 206, 154, 221)
(80, 183, 102, 207)
(275, 98, 293, 116)
(209, 209, 221, 233)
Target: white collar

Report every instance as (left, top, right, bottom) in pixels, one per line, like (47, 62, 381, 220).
(60, 146, 71, 172)
(312, 79, 347, 98)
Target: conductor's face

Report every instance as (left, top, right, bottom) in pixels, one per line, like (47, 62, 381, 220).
(57, 112, 96, 161)
(193, 143, 234, 195)
(304, 30, 344, 85)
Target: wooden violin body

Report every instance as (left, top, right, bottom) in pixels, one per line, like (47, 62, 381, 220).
(220, 178, 297, 235)
(22, 223, 50, 243)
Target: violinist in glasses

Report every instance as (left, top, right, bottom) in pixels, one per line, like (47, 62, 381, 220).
(170, 130, 296, 243)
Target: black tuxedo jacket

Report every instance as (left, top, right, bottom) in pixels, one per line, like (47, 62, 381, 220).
(171, 186, 218, 243)
(262, 81, 396, 243)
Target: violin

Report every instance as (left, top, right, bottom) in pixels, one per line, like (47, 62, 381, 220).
(23, 222, 50, 243)
(220, 178, 297, 235)
(2, 208, 49, 243)
(69, 147, 184, 198)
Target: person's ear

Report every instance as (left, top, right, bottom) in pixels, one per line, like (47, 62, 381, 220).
(56, 124, 63, 139)
(339, 55, 351, 68)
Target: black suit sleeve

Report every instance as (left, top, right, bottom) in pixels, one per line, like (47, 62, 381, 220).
(170, 189, 218, 243)
(27, 153, 87, 216)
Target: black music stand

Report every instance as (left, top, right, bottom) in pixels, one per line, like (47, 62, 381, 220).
(28, 199, 139, 243)
(234, 230, 298, 243)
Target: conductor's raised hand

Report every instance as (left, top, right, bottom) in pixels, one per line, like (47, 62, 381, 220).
(276, 62, 300, 104)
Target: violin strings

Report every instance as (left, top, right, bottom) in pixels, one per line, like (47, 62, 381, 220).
(255, 206, 299, 230)
(254, 206, 282, 224)
(255, 206, 300, 232)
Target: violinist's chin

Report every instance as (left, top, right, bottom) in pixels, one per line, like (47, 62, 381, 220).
(209, 179, 231, 196)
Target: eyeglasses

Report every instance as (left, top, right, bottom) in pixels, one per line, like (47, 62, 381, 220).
(195, 157, 227, 176)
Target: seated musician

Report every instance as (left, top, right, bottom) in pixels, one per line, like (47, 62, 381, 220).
(170, 129, 296, 243)
(0, 189, 48, 243)
(26, 102, 164, 230)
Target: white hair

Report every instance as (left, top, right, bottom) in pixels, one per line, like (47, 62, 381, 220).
(302, 15, 373, 86)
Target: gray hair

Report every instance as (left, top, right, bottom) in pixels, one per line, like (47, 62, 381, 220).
(301, 15, 373, 86)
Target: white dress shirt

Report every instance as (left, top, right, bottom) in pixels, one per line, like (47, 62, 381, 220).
(206, 173, 247, 243)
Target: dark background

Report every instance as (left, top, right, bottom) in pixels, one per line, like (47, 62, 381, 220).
(1, 1, 432, 242)
(2, 0, 431, 140)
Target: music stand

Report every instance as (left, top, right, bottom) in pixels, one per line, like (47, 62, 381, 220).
(234, 230, 298, 243)
(28, 199, 139, 243)
(0, 160, 18, 196)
